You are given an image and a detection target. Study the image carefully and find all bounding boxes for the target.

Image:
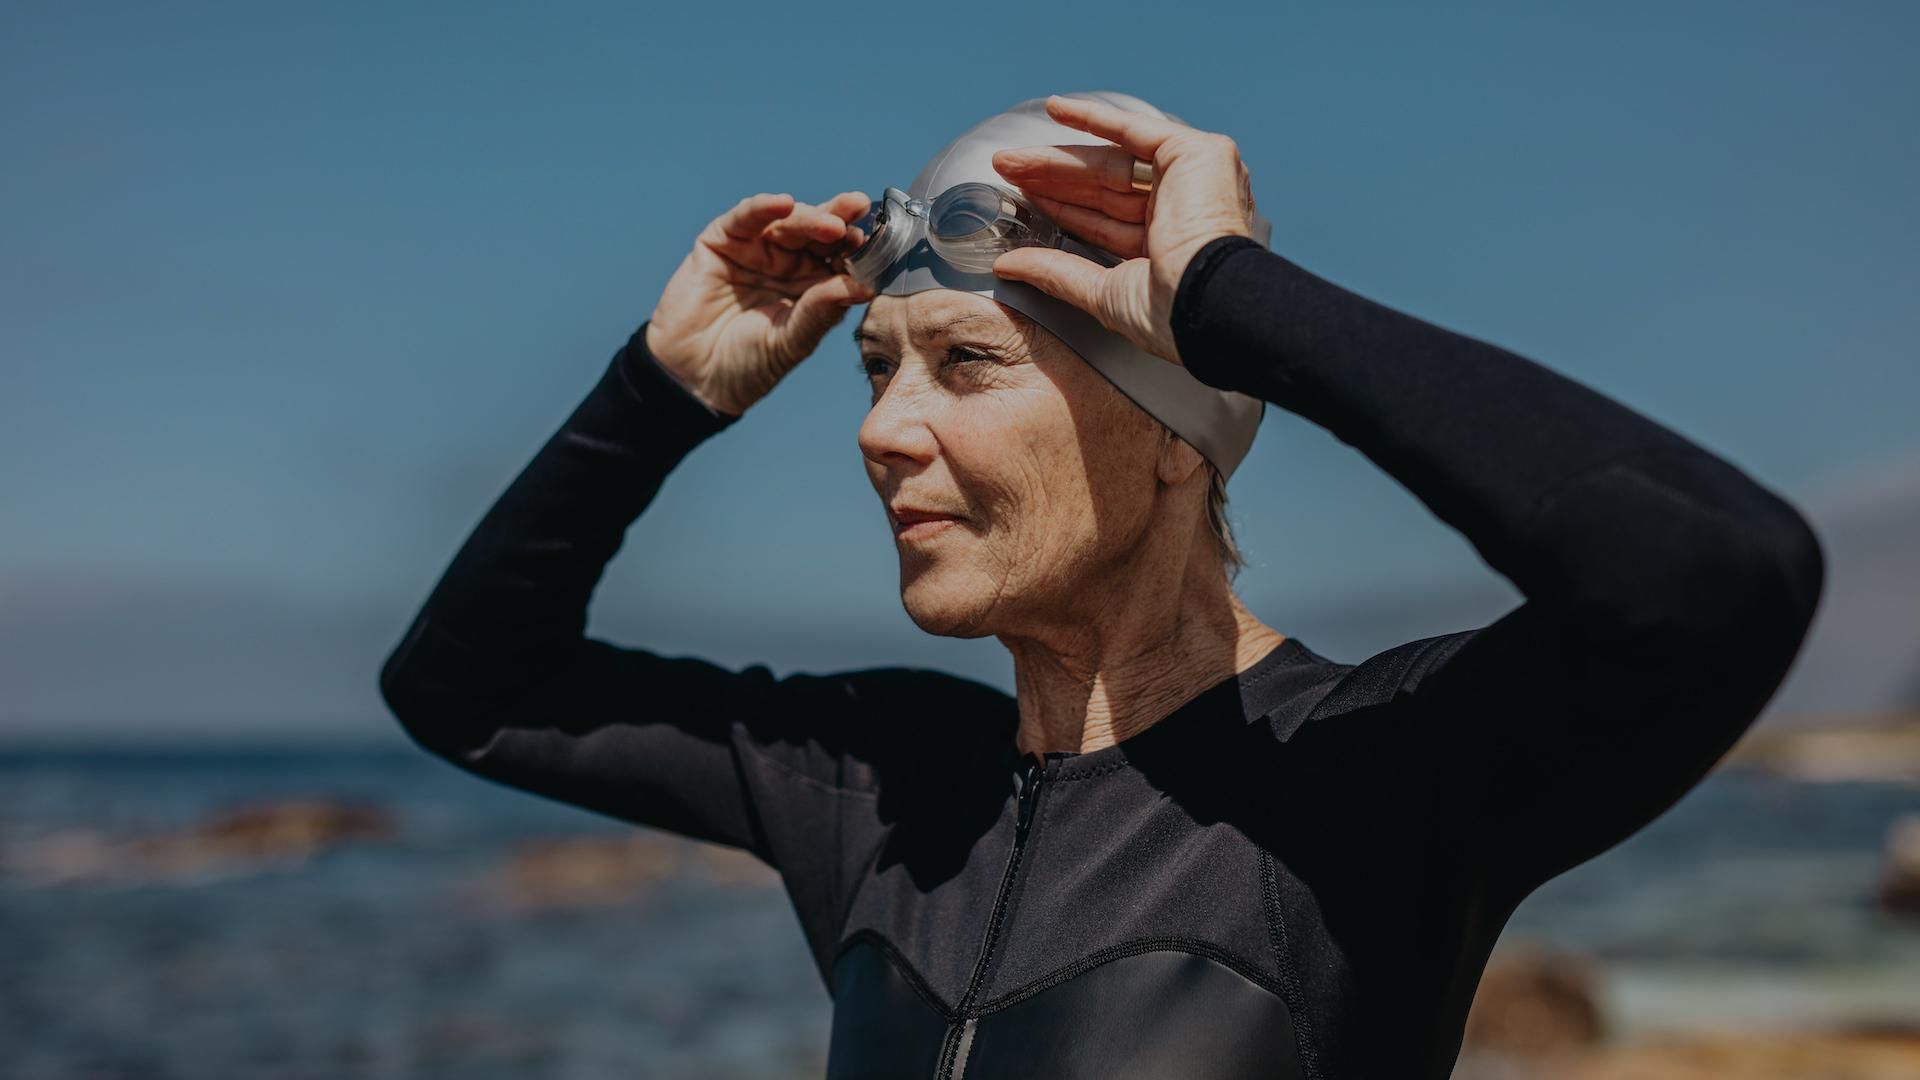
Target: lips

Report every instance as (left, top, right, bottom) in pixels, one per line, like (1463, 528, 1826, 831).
(890, 505, 965, 535)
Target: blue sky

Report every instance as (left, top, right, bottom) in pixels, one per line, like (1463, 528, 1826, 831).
(3, 2, 1916, 740)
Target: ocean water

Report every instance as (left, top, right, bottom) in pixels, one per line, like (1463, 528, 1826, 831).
(1, 748, 1916, 1078)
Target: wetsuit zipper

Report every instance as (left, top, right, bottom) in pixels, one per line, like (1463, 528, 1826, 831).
(935, 754, 1045, 1080)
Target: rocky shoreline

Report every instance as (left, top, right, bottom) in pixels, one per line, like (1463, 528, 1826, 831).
(3, 778, 1914, 1077)
(1727, 713, 1920, 785)
(1457, 944, 1920, 1079)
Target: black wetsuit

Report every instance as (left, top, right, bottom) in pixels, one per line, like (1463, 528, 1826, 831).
(378, 234, 1825, 1079)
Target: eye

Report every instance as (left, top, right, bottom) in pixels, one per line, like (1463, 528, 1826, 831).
(856, 347, 992, 386)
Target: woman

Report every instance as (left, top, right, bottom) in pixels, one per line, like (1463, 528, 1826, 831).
(379, 93, 1824, 1079)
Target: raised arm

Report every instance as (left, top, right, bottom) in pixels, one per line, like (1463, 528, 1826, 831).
(378, 190, 891, 877)
(988, 94, 1824, 898)
(377, 322, 871, 853)
(1169, 233, 1824, 894)
(376, 313, 991, 979)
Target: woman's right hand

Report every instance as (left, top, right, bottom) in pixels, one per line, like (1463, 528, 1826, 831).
(645, 191, 877, 417)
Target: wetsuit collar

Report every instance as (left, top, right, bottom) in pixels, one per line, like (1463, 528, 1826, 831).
(1001, 636, 1327, 782)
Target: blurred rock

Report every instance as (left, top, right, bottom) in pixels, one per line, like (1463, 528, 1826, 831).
(689, 842, 780, 888)
(1460, 942, 1608, 1065)
(1879, 814, 1920, 919)
(491, 833, 682, 911)
(0, 826, 120, 885)
(1560, 1021, 1920, 1078)
(0, 797, 397, 886)
(123, 798, 396, 879)
(178, 797, 394, 855)
(1729, 720, 1920, 783)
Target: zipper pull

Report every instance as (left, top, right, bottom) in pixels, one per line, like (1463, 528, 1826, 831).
(1015, 757, 1044, 838)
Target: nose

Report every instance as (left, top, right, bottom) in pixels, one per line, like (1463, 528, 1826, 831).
(857, 367, 942, 476)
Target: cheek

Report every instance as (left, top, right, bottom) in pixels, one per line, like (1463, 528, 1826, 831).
(943, 394, 1095, 552)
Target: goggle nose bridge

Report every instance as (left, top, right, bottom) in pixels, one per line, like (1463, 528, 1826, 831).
(845, 182, 1111, 285)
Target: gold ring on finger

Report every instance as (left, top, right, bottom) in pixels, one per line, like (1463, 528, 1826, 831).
(1129, 158, 1155, 194)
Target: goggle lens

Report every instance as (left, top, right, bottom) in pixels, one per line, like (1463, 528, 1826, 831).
(929, 183, 1012, 241)
(841, 182, 1113, 284)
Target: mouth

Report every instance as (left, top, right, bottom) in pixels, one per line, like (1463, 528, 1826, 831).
(890, 506, 966, 540)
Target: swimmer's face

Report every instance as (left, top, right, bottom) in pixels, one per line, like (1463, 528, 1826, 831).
(855, 290, 1199, 639)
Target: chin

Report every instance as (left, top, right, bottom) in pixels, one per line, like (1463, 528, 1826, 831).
(897, 570, 999, 640)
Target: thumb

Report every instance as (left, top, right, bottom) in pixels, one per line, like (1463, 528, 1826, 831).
(992, 248, 1109, 323)
(776, 273, 871, 360)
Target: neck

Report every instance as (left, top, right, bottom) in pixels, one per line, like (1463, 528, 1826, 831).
(998, 540, 1287, 767)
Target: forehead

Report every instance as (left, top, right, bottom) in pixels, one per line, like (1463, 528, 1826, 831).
(852, 290, 1031, 346)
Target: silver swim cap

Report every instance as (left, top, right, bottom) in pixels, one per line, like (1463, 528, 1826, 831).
(859, 91, 1269, 481)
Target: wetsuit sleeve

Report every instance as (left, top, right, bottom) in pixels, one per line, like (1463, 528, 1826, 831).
(1169, 235, 1825, 895)
(376, 323, 889, 875)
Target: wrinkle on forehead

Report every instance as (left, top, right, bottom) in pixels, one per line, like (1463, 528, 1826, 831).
(852, 291, 1046, 351)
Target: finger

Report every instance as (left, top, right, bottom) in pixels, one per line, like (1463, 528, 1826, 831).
(764, 202, 853, 251)
(804, 231, 873, 263)
(802, 231, 865, 260)
(776, 273, 874, 356)
(1017, 178, 1148, 226)
(708, 192, 797, 243)
(802, 194, 875, 256)
(995, 148, 1149, 224)
(800, 192, 875, 257)
(1027, 193, 1146, 259)
(820, 190, 873, 224)
(994, 144, 1146, 200)
(777, 192, 872, 257)
(990, 247, 1109, 318)
(1042, 94, 1192, 161)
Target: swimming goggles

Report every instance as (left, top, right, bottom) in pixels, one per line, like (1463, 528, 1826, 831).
(837, 183, 1124, 288)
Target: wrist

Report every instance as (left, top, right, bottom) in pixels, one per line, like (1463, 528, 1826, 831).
(625, 321, 743, 426)
(1167, 234, 1266, 383)
(638, 321, 742, 420)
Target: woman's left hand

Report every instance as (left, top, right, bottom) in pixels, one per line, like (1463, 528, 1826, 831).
(989, 95, 1260, 367)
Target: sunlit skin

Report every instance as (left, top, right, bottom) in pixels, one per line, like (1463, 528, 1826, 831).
(644, 94, 1284, 766)
(853, 290, 1286, 765)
